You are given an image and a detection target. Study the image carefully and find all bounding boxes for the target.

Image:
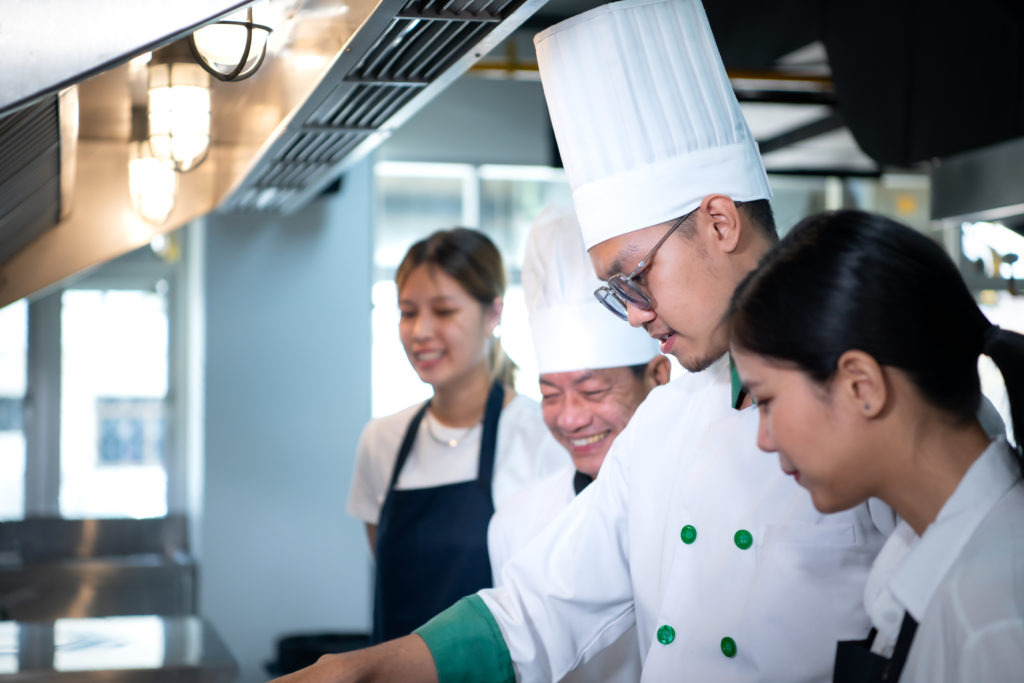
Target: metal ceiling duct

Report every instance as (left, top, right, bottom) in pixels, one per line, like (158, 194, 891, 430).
(932, 136, 1024, 232)
(0, 0, 548, 307)
(0, 89, 78, 266)
(223, 0, 545, 212)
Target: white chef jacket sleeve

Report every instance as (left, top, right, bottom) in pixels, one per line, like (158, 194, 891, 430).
(477, 430, 637, 682)
(488, 508, 513, 588)
(346, 419, 388, 524)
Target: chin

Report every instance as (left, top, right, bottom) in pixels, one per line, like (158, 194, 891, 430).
(570, 453, 606, 478)
(673, 338, 727, 373)
(809, 491, 860, 515)
(676, 350, 721, 373)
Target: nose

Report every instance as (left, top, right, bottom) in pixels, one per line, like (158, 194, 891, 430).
(756, 416, 776, 453)
(411, 312, 433, 340)
(557, 393, 591, 432)
(625, 302, 655, 328)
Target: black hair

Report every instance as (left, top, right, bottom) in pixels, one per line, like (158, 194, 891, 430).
(627, 362, 649, 380)
(736, 199, 778, 242)
(675, 198, 778, 243)
(729, 209, 1024, 461)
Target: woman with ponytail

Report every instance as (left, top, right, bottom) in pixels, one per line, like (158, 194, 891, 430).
(728, 209, 1024, 682)
(347, 227, 562, 643)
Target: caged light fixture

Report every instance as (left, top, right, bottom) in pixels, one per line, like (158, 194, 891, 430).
(148, 40, 212, 173)
(188, 2, 273, 82)
(129, 106, 178, 224)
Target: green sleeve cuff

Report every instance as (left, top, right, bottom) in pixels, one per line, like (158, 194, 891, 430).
(414, 595, 515, 683)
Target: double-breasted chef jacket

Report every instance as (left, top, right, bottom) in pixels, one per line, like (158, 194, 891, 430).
(489, 464, 642, 683)
(416, 356, 895, 682)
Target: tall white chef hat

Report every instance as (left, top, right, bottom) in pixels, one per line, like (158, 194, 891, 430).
(524, 205, 660, 374)
(535, 0, 772, 250)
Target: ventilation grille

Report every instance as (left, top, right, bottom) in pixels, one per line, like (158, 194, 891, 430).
(0, 97, 62, 264)
(224, 0, 533, 212)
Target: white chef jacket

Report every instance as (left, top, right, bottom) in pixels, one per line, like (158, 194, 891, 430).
(489, 464, 642, 683)
(347, 394, 564, 524)
(476, 357, 893, 682)
(863, 436, 1024, 682)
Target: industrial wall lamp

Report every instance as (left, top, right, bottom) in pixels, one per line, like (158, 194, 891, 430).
(188, 2, 273, 82)
(129, 106, 178, 225)
(148, 40, 212, 173)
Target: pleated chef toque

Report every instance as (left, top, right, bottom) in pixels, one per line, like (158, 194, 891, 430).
(535, 0, 772, 250)
(524, 205, 659, 374)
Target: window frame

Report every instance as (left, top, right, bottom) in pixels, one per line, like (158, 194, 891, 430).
(20, 228, 197, 520)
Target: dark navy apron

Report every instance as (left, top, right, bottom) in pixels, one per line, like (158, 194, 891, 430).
(833, 613, 918, 683)
(371, 381, 504, 643)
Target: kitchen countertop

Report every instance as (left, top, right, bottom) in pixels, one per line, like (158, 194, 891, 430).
(0, 614, 238, 682)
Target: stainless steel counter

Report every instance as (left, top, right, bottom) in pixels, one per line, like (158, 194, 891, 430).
(0, 615, 238, 682)
(0, 517, 195, 620)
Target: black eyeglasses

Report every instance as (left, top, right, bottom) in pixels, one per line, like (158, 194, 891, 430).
(593, 211, 692, 321)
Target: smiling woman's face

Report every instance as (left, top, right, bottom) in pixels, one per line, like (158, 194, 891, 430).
(397, 265, 498, 391)
(731, 346, 879, 514)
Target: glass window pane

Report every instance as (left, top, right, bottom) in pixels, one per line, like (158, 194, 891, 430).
(375, 167, 467, 272)
(0, 300, 27, 521)
(479, 173, 573, 263)
(60, 290, 169, 519)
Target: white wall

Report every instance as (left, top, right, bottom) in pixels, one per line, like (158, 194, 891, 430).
(200, 158, 374, 683)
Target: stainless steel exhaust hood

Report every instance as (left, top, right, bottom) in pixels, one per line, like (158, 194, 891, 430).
(931, 135, 1024, 231)
(0, 0, 548, 308)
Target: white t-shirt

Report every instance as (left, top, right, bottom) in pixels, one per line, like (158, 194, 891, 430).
(864, 436, 1024, 681)
(347, 393, 564, 525)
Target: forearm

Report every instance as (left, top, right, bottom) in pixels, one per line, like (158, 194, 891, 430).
(271, 635, 438, 683)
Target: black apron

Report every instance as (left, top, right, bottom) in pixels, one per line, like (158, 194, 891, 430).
(833, 612, 919, 683)
(371, 382, 504, 643)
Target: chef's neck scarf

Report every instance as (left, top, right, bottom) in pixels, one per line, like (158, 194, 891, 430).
(729, 355, 748, 410)
(573, 471, 594, 495)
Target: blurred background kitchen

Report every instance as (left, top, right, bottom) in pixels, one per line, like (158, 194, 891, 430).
(0, 0, 1022, 681)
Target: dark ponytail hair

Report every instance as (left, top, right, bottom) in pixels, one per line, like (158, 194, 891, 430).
(729, 209, 1024, 460)
(396, 227, 517, 388)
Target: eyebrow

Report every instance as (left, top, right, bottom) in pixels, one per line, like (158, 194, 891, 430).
(398, 295, 457, 306)
(604, 243, 647, 279)
(599, 260, 623, 280)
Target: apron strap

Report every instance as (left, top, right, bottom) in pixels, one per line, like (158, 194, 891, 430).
(881, 612, 918, 681)
(475, 381, 505, 493)
(385, 380, 505, 496)
(387, 402, 430, 492)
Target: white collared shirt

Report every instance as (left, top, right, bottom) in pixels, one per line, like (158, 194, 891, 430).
(863, 437, 1024, 681)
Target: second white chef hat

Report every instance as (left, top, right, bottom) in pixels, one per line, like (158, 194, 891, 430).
(523, 205, 659, 374)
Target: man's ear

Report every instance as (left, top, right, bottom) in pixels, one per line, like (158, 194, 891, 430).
(698, 194, 743, 254)
(644, 356, 672, 390)
(834, 350, 887, 419)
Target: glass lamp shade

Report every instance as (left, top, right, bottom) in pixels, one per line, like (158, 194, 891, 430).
(189, 4, 272, 81)
(129, 139, 178, 224)
(147, 61, 211, 173)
